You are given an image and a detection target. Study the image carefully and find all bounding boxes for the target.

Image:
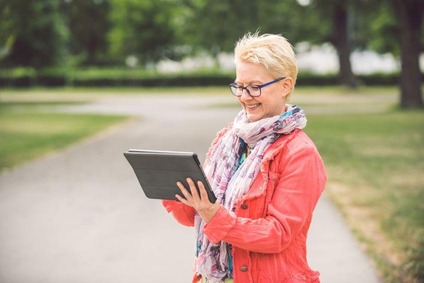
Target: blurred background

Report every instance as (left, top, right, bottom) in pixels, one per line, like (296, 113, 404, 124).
(0, 0, 423, 283)
(0, 0, 423, 108)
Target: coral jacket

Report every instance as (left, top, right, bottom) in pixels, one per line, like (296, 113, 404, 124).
(163, 128, 327, 283)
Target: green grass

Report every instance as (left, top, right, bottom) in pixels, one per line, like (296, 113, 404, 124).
(306, 111, 424, 283)
(0, 102, 128, 171)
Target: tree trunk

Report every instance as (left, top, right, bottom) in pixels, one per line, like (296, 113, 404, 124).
(392, 0, 423, 109)
(331, 2, 357, 88)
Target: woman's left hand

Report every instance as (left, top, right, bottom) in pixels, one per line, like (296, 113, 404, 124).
(176, 178, 220, 223)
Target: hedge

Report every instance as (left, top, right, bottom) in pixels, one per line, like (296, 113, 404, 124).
(0, 69, 416, 88)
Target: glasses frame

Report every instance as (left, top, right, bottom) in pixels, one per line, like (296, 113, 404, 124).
(229, 77, 286, 97)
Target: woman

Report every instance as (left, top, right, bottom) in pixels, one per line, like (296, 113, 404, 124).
(162, 32, 327, 283)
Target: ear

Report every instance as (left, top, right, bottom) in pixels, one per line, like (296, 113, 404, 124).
(280, 77, 294, 98)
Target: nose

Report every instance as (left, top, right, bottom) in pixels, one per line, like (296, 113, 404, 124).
(239, 88, 253, 101)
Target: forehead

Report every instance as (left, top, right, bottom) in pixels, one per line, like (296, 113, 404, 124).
(235, 61, 272, 83)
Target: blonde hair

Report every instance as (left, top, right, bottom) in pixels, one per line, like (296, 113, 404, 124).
(234, 32, 298, 97)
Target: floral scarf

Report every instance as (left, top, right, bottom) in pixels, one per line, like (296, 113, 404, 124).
(194, 104, 307, 282)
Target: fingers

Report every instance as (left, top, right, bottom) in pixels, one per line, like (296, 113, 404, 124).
(197, 180, 209, 202)
(176, 181, 192, 206)
(176, 178, 209, 205)
(176, 178, 220, 223)
(186, 178, 201, 202)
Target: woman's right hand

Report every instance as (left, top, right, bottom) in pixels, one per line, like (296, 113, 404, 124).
(176, 178, 221, 223)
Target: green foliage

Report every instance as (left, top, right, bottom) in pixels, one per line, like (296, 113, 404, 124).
(367, 2, 400, 56)
(179, 0, 325, 54)
(247, 0, 330, 46)
(0, 1, 15, 60)
(0, 67, 409, 87)
(64, 0, 111, 65)
(0, 0, 68, 68)
(107, 0, 178, 66)
(0, 0, 416, 66)
(296, 0, 420, 57)
(182, 0, 260, 53)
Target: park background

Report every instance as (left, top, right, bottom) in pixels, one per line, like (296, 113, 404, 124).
(0, 0, 423, 282)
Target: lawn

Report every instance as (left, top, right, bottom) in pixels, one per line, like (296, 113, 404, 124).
(0, 86, 422, 282)
(0, 98, 129, 171)
(306, 110, 424, 283)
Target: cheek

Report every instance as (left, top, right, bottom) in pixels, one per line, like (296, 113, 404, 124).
(266, 96, 285, 116)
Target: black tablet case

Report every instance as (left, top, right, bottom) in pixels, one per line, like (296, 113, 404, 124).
(124, 150, 216, 203)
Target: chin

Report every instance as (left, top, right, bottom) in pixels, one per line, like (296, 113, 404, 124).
(246, 112, 262, 122)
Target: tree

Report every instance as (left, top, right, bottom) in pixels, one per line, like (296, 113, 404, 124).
(180, 0, 359, 87)
(179, 0, 261, 56)
(63, 0, 111, 65)
(299, 0, 358, 87)
(0, 0, 15, 62)
(329, 2, 357, 87)
(0, 0, 68, 68)
(108, 0, 178, 66)
(363, 0, 423, 109)
(391, 0, 423, 109)
(178, 0, 318, 60)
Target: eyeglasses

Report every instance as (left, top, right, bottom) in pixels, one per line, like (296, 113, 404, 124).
(229, 77, 286, 97)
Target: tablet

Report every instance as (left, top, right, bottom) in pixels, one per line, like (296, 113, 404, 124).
(124, 149, 216, 203)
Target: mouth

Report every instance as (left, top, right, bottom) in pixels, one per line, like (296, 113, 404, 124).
(245, 103, 261, 111)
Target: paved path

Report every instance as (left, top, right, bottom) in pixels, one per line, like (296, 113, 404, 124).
(0, 94, 381, 283)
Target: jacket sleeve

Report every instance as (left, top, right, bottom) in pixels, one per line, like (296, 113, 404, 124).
(162, 200, 196, 227)
(202, 138, 327, 253)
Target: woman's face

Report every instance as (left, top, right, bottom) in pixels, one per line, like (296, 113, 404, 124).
(235, 61, 291, 122)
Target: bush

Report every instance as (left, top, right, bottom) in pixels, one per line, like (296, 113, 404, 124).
(0, 67, 419, 88)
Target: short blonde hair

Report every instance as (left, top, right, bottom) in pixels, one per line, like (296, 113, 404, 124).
(234, 32, 298, 96)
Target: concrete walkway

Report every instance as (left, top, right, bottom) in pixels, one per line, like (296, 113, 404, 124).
(0, 94, 381, 283)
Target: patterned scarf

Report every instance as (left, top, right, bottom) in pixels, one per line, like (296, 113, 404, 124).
(194, 104, 307, 282)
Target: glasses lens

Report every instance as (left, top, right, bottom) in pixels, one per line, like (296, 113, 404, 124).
(229, 84, 240, 96)
(247, 85, 261, 97)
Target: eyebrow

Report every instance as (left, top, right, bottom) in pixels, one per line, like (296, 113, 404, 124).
(234, 80, 263, 85)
